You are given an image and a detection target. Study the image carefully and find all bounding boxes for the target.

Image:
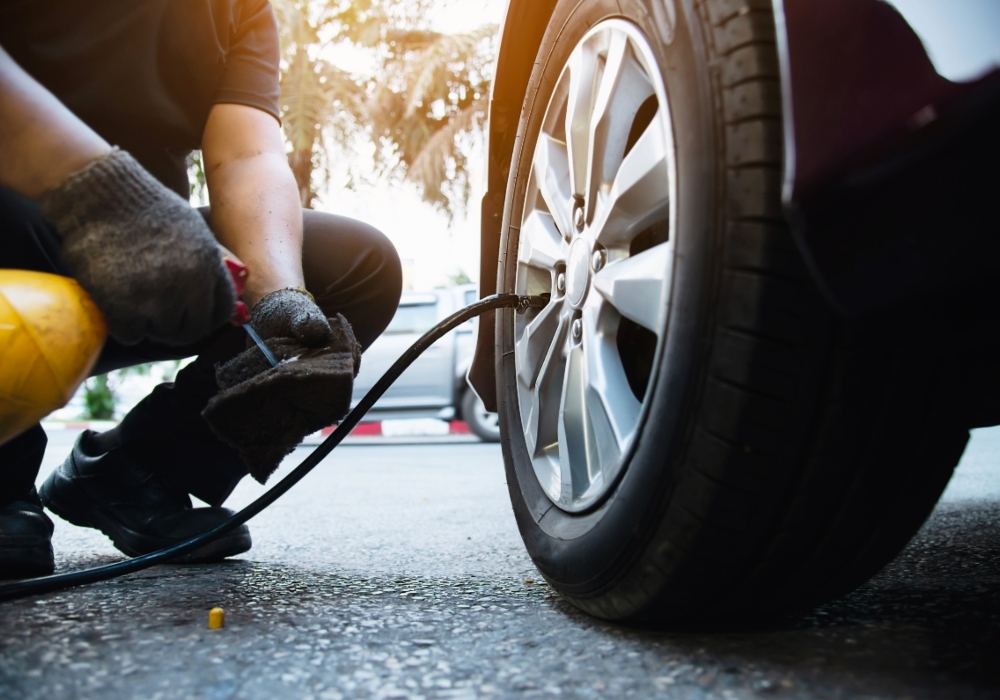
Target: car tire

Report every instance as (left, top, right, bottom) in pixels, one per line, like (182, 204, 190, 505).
(495, 0, 968, 624)
(461, 386, 502, 442)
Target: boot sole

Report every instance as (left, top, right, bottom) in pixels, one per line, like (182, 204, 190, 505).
(39, 473, 251, 564)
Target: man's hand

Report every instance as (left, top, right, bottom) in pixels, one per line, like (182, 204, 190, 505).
(249, 287, 333, 347)
(39, 150, 237, 346)
(201, 289, 360, 483)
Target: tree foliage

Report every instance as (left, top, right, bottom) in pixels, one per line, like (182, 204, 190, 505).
(82, 374, 116, 420)
(272, 0, 367, 207)
(368, 25, 495, 216)
(271, 0, 496, 214)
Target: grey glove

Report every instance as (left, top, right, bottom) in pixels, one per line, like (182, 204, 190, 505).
(39, 149, 236, 346)
(249, 287, 333, 347)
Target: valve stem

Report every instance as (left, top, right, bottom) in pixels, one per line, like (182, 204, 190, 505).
(517, 295, 550, 314)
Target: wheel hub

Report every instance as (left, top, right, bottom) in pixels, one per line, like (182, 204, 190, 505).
(566, 239, 592, 308)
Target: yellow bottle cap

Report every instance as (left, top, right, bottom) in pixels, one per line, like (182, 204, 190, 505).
(208, 607, 225, 630)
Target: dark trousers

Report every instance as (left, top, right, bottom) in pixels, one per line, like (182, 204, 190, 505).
(0, 187, 402, 506)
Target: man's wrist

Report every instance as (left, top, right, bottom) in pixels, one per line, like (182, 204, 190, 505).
(243, 277, 308, 308)
(251, 286, 314, 311)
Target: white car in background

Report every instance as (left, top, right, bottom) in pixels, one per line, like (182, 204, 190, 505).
(350, 284, 500, 441)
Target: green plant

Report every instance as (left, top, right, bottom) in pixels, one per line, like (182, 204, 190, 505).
(272, 0, 367, 207)
(80, 362, 176, 421)
(186, 151, 208, 207)
(82, 374, 116, 420)
(446, 268, 473, 286)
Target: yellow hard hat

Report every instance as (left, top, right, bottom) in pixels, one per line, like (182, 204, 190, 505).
(0, 270, 107, 446)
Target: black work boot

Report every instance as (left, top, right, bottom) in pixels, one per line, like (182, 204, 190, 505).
(0, 487, 55, 578)
(39, 431, 251, 562)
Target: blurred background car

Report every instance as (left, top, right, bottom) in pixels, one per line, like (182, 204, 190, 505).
(351, 284, 500, 442)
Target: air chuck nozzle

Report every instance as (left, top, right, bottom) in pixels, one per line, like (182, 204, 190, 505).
(517, 295, 550, 314)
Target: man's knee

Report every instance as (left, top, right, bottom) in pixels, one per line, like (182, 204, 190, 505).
(301, 211, 402, 349)
(363, 225, 403, 325)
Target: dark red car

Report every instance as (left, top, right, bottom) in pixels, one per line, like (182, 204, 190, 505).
(469, 0, 1000, 624)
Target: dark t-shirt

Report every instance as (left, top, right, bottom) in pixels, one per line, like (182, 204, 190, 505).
(0, 0, 281, 197)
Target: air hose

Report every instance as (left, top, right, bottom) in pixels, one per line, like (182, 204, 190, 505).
(0, 293, 545, 602)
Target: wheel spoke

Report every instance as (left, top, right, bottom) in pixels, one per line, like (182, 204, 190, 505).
(592, 241, 671, 333)
(565, 40, 600, 198)
(586, 33, 655, 223)
(529, 134, 575, 239)
(581, 304, 640, 457)
(590, 115, 671, 249)
(518, 210, 564, 271)
(525, 390, 563, 497)
(523, 313, 568, 464)
(515, 299, 564, 391)
(556, 306, 642, 504)
(557, 340, 589, 503)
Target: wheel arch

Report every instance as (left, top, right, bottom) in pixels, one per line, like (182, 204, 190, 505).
(469, 0, 559, 412)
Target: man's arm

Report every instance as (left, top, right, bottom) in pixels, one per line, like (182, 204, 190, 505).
(0, 46, 110, 200)
(201, 103, 304, 309)
(0, 46, 236, 345)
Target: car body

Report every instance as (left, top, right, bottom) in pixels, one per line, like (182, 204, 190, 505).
(468, 0, 1000, 624)
(471, 0, 1000, 404)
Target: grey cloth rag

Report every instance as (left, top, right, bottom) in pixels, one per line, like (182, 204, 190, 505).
(39, 148, 236, 346)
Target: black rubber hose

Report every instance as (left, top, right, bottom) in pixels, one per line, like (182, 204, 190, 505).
(0, 293, 544, 601)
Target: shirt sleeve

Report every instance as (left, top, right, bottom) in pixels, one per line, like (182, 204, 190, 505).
(213, 0, 281, 122)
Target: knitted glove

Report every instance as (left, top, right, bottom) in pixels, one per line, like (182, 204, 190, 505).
(39, 149, 236, 346)
(248, 287, 332, 347)
(202, 313, 361, 483)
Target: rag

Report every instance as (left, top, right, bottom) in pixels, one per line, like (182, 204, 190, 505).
(202, 312, 361, 484)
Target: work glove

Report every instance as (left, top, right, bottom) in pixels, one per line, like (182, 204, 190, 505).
(38, 148, 236, 346)
(202, 290, 362, 484)
(246, 287, 334, 348)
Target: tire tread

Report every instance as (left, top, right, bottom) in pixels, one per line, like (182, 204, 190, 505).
(613, 0, 966, 621)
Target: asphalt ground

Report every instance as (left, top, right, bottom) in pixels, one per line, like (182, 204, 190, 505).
(0, 427, 998, 699)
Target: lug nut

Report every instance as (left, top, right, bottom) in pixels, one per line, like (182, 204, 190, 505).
(556, 272, 566, 294)
(572, 319, 583, 342)
(573, 206, 586, 232)
(592, 248, 607, 273)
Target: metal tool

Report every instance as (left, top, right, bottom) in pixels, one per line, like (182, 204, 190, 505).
(243, 323, 280, 368)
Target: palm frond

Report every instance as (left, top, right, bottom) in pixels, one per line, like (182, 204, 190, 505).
(280, 37, 365, 204)
(406, 96, 485, 190)
(271, 0, 496, 214)
(399, 28, 496, 118)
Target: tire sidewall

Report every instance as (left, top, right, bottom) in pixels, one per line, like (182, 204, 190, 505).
(497, 0, 722, 599)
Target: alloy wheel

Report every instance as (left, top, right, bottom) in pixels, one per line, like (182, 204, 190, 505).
(513, 19, 677, 513)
